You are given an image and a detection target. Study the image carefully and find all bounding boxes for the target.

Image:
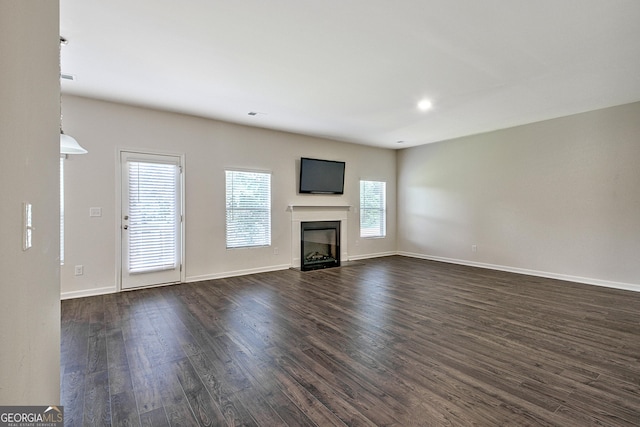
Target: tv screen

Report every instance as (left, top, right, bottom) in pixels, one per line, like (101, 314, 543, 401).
(299, 157, 345, 194)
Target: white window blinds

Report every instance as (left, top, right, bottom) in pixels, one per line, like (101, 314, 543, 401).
(60, 156, 64, 265)
(128, 161, 178, 273)
(360, 180, 386, 238)
(226, 170, 271, 248)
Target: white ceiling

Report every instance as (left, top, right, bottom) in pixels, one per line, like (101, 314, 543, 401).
(60, 0, 640, 149)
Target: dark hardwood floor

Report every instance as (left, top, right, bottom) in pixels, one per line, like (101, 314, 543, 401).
(61, 256, 640, 426)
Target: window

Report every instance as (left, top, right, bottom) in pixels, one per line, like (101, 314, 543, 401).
(60, 156, 64, 264)
(360, 180, 386, 238)
(225, 170, 271, 248)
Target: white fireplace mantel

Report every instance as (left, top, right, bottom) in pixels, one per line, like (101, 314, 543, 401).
(289, 205, 351, 268)
(287, 204, 351, 212)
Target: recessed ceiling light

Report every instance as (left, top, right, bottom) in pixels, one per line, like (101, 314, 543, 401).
(417, 99, 433, 111)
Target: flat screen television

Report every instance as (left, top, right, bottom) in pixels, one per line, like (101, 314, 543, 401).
(299, 157, 345, 194)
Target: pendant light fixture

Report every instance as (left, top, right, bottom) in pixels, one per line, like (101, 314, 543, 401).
(60, 130, 87, 154)
(60, 36, 87, 155)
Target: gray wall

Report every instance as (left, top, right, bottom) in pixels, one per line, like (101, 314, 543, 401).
(60, 95, 397, 297)
(63, 97, 640, 296)
(0, 1, 61, 404)
(397, 102, 640, 290)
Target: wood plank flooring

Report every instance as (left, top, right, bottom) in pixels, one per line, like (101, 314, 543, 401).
(61, 256, 640, 426)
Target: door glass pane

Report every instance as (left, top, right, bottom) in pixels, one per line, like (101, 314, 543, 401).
(128, 161, 178, 273)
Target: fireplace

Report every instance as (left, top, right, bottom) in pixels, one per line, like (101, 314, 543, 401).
(300, 221, 340, 271)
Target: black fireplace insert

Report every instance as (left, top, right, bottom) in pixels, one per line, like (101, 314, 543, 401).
(300, 221, 340, 271)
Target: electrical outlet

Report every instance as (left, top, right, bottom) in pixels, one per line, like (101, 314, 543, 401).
(74, 265, 84, 276)
(89, 207, 102, 217)
(472, 245, 477, 252)
(274, 247, 279, 255)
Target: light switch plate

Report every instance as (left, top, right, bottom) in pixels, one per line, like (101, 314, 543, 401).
(23, 202, 33, 250)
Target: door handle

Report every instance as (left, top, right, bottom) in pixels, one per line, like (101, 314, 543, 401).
(124, 215, 129, 220)
(123, 225, 128, 230)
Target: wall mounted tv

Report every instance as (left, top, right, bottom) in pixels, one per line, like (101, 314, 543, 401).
(299, 157, 345, 194)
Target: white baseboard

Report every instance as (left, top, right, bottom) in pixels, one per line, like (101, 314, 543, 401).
(186, 263, 292, 283)
(398, 251, 640, 293)
(60, 264, 292, 299)
(349, 251, 397, 261)
(61, 286, 117, 300)
(61, 254, 638, 299)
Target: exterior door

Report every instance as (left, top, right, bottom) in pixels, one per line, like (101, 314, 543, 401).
(121, 151, 183, 289)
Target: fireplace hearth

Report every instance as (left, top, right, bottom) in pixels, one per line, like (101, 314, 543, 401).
(301, 221, 340, 271)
